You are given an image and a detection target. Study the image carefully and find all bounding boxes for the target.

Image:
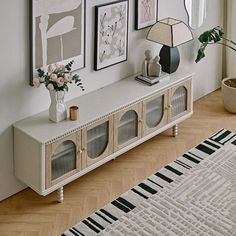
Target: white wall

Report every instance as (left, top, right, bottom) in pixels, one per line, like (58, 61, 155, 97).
(0, 0, 224, 201)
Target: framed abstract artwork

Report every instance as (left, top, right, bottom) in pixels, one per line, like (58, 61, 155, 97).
(94, 0, 129, 71)
(135, 0, 158, 30)
(30, 0, 86, 85)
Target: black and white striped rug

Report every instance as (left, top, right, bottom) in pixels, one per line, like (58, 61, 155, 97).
(62, 129, 236, 236)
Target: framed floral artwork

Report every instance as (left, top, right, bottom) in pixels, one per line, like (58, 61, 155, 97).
(94, 0, 129, 71)
(30, 0, 86, 85)
(135, 0, 158, 30)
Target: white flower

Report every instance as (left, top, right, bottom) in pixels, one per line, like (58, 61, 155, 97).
(64, 73, 72, 82)
(57, 77, 65, 87)
(33, 78, 40, 87)
(36, 60, 83, 92)
(48, 64, 57, 74)
(58, 65, 66, 72)
(50, 74, 58, 82)
(47, 83, 54, 91)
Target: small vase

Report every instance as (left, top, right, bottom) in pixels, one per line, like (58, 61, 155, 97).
(49, 90, 67, 123)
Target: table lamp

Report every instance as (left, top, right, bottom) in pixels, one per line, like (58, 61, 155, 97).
(147, 18, 193, 74)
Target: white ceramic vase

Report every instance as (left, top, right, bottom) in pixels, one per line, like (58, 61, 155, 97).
(49, 90, 67, 122)
(222, 78, 236, 113)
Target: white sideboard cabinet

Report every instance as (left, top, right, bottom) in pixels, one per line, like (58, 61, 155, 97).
(14, 69, 193, 202)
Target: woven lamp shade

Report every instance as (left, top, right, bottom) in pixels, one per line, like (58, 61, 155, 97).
(147, 18, 193, 47)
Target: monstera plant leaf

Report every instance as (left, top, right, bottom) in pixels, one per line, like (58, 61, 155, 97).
(196, 26, 225, 63)
(198, 27, 224, 44)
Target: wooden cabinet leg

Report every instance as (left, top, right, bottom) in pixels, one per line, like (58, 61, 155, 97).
(172, 124, 178, 137)
(57, 187, 64, 203)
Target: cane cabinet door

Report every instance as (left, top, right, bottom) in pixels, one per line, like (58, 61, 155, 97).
(81, 117, 114, 169)
(114, 103, 142, 151)
(45, 132, 81, 189)
(168, 79, 192, 122)
(142, 91, 168, 136)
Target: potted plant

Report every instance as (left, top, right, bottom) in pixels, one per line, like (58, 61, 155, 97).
(196, 26, 236, 113)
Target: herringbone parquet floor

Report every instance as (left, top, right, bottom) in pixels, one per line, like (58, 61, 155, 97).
(0, 90, 236, 236)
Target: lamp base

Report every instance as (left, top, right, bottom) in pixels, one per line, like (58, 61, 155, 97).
(159, 46, 180, 74)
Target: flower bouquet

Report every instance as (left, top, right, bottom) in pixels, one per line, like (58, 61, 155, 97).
(33, 60, 84, 92)
(33, 61, 84, 123)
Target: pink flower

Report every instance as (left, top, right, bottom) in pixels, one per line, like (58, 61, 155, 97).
(50, 74, 58, 82)
(59, 65, 66, 72)
(47, 83, 54, 91)
(64, 73, 72, 82)
(33, 78, 40, 87)
(57, 77, 65, 87)
(48, 64, 57, 74)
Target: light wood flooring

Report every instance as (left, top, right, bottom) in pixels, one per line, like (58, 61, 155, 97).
(1, 90, 236, 236)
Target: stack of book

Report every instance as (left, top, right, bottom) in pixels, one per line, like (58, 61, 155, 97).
(135, 72, 170, 86)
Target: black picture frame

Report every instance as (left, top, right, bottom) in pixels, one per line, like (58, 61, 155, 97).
(29, 0, 86, 86)
(135, 0, 158, 30)
(94, 0, 129, 71)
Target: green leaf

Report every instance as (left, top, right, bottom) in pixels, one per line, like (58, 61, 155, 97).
(64, 84, 69, 92)
(37, 68, 45, 77)
(65, 60, 74, 71)
(196, 26, 224, 63)
(195, 49, 205, 63)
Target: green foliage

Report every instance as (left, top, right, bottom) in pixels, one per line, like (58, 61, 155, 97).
(37, 68, 45, 77)
(65, 60, 74, 71)
(72, 74, 84, 91)
(196, 26, 225, 63)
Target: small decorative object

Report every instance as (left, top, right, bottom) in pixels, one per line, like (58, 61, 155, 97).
(141, 50, 161, 77)
(69, 106, 79, 121)
(30, 0, 86, 85)
(142, 50, 153, 77)
(33, 60, 84, 123)
(195, 26, 236, 113)
(138, 50, 167, 86)
(94, 0, 129, 71)
(135, 0, 158, 30)
(147, 18, 193, 74)
(148, 56, 162, 77)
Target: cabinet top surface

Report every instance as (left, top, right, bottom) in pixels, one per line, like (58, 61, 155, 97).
(14, 69, 193, 143)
